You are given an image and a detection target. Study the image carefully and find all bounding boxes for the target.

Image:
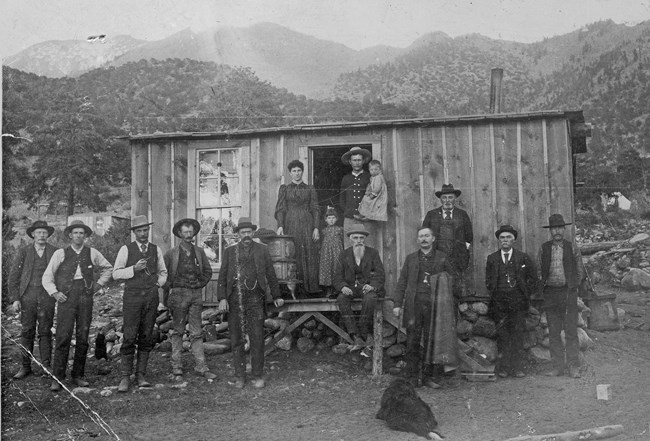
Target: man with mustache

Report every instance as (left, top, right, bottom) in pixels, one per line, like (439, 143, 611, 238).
(537, 214, 585, 378)
(217, 218, 283, 389)
(392, 227, 455, 388)
(421, 184, 473, 298)
(333, 224, 385, 348)
(163, 218, 217, 380)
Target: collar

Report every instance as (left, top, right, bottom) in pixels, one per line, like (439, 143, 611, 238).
(419, 249, 434, 259)
(70, 244, 85, 254)
(352, 170, 364, 177)
(33, 243, 46, 251)
(501, 249, 512, 257)
(137, 241, 149, 247)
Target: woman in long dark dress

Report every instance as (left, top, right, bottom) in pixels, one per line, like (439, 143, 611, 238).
(275, 160, 321, 294)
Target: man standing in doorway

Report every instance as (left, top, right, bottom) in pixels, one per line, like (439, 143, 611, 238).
(339, 146, 377, 247)
(217, 217, 284, 389)
(163, 218, 217, 380)
(112, 215, 167, 392)
(421, 183, 473, 298)
(538, 214, 585, 378)
(42, 220, 113, 391)
(8, 221, 58, 379)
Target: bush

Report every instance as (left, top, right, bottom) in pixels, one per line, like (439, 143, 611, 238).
(87, 220, 131, 266)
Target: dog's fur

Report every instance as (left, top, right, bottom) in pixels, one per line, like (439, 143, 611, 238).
(376, 378, 443, 439)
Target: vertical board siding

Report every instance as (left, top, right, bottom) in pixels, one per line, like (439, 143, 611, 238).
(259, 137, 283, 230)
(395, 128, 422, 259)
(132, 144, 149, 219)
(250, 138, 261, 223)
(151, 142, 172, 249)
(421, 127, 445, 216)
(493, 123, 521, 228)
(445, 126, 472, 212)
(470, 124, 495, 296)
(546, 119, 575, 242)
(382, 128, 399, 299)
(520, 120, 547, 257)
(172, 142, 189, 251)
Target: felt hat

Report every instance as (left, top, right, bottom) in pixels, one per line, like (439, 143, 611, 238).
(347, 224, 370, 237)
(542, 214, 572, 229)
(64, 220, 93, 237)
(435, 183, 462, 198)
(341, 146, 372, 165)
(130, 215, 153, 230)
(26, 220, 55, 239)
(172, 218, 201, 238)
(234, 217, 258, 233)
(495, 224, 518, 239)
(253, 228, 276, 240)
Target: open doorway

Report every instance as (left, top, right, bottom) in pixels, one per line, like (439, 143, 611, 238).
(311, 145, 371, 228)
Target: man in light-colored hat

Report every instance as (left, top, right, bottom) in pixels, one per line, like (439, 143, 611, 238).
(421, 183, 473, 298)
(333, 223, 385, 347)
(217, 217, 283, 389)
(8, 220, 58, 379)
(162, 218, 216, 380)
(112, 215, 168, 392)
(42, 220, 113, 391)
(537, 214, 585, 378)
(339, 146, 378, 247)
(486, 225, 537, 379)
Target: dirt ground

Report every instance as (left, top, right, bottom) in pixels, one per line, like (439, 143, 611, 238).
(2, 286, 649, 441)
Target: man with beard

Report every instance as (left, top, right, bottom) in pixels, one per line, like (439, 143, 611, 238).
(8, 221, 58, 379)
(42, 220, 113, 391)
(485, 225, 536, 379)
(538, 214, 585, 378)
(392, 228, 455, 388)
(333, 224, 385, 347)
(217, 218, 283, 389)
(112, 215, 168, 392)
(163, 218, 217, 380)
(421, 184, 473, 298)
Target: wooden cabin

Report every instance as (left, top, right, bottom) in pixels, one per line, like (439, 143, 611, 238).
(127, 110, 589, 306)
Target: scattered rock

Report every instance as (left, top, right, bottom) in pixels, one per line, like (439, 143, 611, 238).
(462, 310, 479, 322)
(523, 331, 537, 349)
(472, 317, 496, 338)
(396, 331, 407, 343)
(201, 308, 219, 321)
(100, 389, 112, 397)
(458, 303, 469, 312)
(622, 268, 650, 290)
(470, 302, 489, 315)
(577, 327, 595, 351)
(297, 337, 315, 353)
(529, 346, 551, 361)
(303, 319, 317, 330)
(381, 323, 396, 338)
(264, 318, 288, 331)
(203, 341, 229, 355)
(382, 335, 397, 348)
(466, 336, 498, 362)
(72, 387, 94, 395)
(323, 336, 337, 347)
(275, 335, 293, 351)
(301, 328, 312, 339)
(203, 325, 219, 342)
(171, 382, 188, 389)
(159, 321, 174, 333)
(456, 320, 473, 338)
(157, 341, 172, 352)
(629, 233, 650, 244)
(332, 344, 348, 355)
(386, 344, 405, 358)
(525, 315, 540, 331)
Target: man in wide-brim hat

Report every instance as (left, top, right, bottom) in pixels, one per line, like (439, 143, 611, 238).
(485, 224, 537, 379)
(217, 217, 282, 389)
(421, 183, 473, 298)
(162, 218, 216, 380)
(537, 214, 584, 379)
(339, 146, 377, 246)
(42, 220, 113, 391)
(8, 221, 59, 379)
(112, 215, 168, 392)
(333, 223, 385, 349)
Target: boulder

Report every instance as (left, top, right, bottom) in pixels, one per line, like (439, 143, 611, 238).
(386, 344, 405, 358)
(456, 320, 473, 338)
(275, 335, 293, 351)
(201, 308, 220, 321)
(458, 303, 469, 312)
(396, 331, 407, 343)
(381, 323, 396, 338)
(105, 330, 118, 342)
(523, 331, 537, 349)
(159, 321, 174, 333)
(214, 322, 229, 333)
(301, 328, 312, 339)
(323, 336, 337, 347)
(314, 342, 328, 352)
(297, 337, 315, 353)
(616, 255, 631, 271)
(182, 341, 191, 351)
(466, 336, 498, 362)
(472, 317, 496, 338)
(264, 318, 288, 331)
(470, 302, 489, 315)
(382, 334, 397, 348)
(622, 268, 650, 290)
(539, 337, 549, 348)
(461, 310, 479, 322)
(215, 338, 231, 349)
(157, 341, 172, 352)
(629, 233, 650, 244)
(303, 319, 317, 330)
(529, 346, 551, 362)
(311, 329, 323, 340)
(617, 308, 626, 321)
(539, 312, 548, 328)
(524, 315, 540, 331)
(203, 341, 229, 355)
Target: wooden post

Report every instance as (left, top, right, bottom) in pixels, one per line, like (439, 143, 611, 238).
(489, 68, 503, 113)
(372, 301, 384, 377)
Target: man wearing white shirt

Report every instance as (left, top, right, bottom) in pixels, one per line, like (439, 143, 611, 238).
(485, 225, 536, 379)
(112, 215, 167, 392)
(42, 220, 113, 391)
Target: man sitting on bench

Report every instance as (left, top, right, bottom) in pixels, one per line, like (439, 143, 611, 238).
(333, 224, 385, 348)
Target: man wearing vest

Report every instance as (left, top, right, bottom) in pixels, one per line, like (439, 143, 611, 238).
(421, 184, 473, 298)
(163, 218, 217, 380)
(485, 225, 537, 379)
(538, 214, 585, 378)
(8, 220, 58, 379)
(112, 215, 168, 392)
(217, 218, 283, 389)
(42, 220, 113, 391)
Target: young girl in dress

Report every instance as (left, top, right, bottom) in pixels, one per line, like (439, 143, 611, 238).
(319, 207, 344, 298)
(357, 159, 388, 222)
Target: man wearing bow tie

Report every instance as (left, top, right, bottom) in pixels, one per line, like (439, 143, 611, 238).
(485, 225, 536, 379)
(112, 215, 168, 392)
(421, 184, 473, 298)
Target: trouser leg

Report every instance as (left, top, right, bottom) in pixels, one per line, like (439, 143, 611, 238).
(188, 290, 208, 373)
(247, 302, 265, 379)
(336, 292, 358, 335)
(544, 287, 565, 371)
(168, 288, 189, 370)
(563, 290, 580, 368)
(358, 291, 377, 338)
(229, 308, 246, 378)
(37, 290, 56, 367)
(19, 289, 38, 369)
(52, 285, 81, 380)
(71, 289, 93, 379)
(405, 301, 428, 378)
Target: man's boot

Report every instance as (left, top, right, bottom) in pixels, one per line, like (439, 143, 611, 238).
(118, 354, 134, 393)
(14, 340, 34, 379)
(39, 336, 53, 373)
(135, 352, 152, 387)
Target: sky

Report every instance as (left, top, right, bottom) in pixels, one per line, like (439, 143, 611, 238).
(1, 0, 650, 60)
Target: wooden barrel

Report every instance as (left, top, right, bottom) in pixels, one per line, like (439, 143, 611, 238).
(263, 235, 296, 260)
(272, 259, 298, 281)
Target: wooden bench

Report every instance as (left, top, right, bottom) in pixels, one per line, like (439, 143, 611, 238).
(265, 298, 385, 377)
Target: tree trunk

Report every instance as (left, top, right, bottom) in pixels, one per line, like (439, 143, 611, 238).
(67, 185, 75, 216)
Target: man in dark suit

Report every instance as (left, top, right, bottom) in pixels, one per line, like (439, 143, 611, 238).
(8, 221, 58, 379)
(421, 183, 473, 297)
(485, 225, 537, 379)
(392, 227, 455, 388)
(333, 224, 385, 347)
(163, 218, 216, 380)
(217, 218, 283, 389)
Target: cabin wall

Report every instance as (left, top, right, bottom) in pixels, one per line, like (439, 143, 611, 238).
(132, 116, 576, 305)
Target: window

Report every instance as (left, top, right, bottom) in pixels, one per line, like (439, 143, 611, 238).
(195, 148, 242, 264)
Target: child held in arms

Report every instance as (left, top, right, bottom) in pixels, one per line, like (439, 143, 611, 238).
(319, 207, 344, 298)
(356, 159, 388, 222)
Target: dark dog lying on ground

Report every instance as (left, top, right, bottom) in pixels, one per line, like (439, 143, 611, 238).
(376, 378, 444, 440)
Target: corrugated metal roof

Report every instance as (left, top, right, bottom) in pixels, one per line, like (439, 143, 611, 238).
(124, 109, 585, 141)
